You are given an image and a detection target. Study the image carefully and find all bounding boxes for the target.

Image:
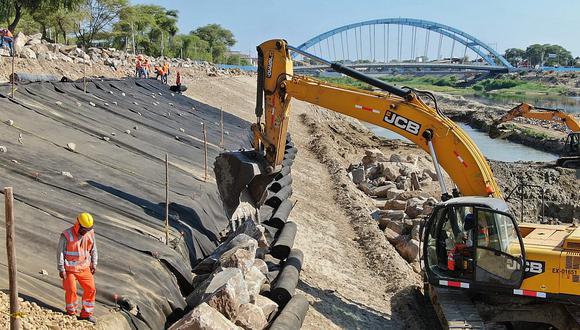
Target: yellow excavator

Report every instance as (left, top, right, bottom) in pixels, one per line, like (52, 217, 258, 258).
(490, 102, 580, 168)
(214, 39, 580, 329)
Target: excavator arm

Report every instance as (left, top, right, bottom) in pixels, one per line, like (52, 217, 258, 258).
(492, 103, 580, 132)
(215, 39, 501, 218)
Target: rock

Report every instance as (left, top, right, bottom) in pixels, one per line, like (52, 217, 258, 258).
(387, 188, 404, 200)
(423, 168, 438, 181)
(370, 184, 396, 198)
(19, 47, 37, 59)
(6, 119, 14, 126)
(350, 166, 365, 184)
(410, 172, 421, 191)
(30, 43, 49, 54)
(361, 155, 376, 168)
(366, 165, 381, 180)
(61, 171, 73, 178)
(395, 238, 420, 262)
(384, 227, 401, 244)
(422, 197, 438, 215)
(169, 302, 238, 330)
(89, 102, 96, 107)
(405, 197, 426, 218)
(380, 209, 406, 221)
(411, 224, 420, 240)
(0, 146, 6, 153)
(395, 176, 411, 190)
(365, 148, 385, 160)
(254, 295, 278, 320)
(59, 53, 73, 63)
(220, 247, 255, 275)
(378, 162, 400, 181)
(370, 177, 387, 187)
(65, 142, 76, 152)
(13, 32, 28, 53)
(252, 259, 268, 275)
(390, 154, 404, 162)
(179, 128, 185, 133)
(39, 269, 49, 276)
(26, 33, 42, 45)
(384, 199, 406, 210)
(357, 182, 373, 195)
(396, 190, 430, 201)
(202, 268, 250, 319)
(379, 218, 404, 233)
(245, 266, 267, 302)
(235, 303, 267, 330)
(125, 130, 131, 134)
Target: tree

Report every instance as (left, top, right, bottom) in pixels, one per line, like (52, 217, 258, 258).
(0, 0, 81, 32)
(504, 48, 526, 66)
(75, 0, 128, 47)
(191, 24, 236, 62)
(524, 44, 574, 67)
(31, 4, 84, 43)
(112, 4, 178, 56)
(525, 44, 545, 66)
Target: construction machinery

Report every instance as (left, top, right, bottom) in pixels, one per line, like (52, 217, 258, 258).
(214, 39, 580, 329)
(490, 102, 580, 168)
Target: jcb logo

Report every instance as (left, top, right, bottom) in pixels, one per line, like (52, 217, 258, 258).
(383, 111, 421, 136)
(507, 259, 545, 279)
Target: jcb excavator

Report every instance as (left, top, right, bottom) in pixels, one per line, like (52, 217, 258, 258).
(490, 102, 580, 168)
(214, 39, 580, 329)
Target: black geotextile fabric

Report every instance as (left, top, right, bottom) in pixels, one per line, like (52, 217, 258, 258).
(0, 78, 251, 328)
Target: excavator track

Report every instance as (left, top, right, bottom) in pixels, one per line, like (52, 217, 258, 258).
(429, 286, 485, 329)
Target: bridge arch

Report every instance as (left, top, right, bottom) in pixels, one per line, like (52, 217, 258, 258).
(296, 18, 512, 68)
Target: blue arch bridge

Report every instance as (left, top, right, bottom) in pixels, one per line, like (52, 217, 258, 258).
(292, 18, 513, 75)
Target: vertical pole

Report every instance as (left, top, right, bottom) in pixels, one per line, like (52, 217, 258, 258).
(202, 123, 208, 182)
(11, 52, 15, 99)
(5, 187, 20, 330)
(519, 179, 524, 223)
(83, 56, 87, 93)
(220, 108, 224, 148)
(131, 22, 136, 55)
(165, 154, 169, 245)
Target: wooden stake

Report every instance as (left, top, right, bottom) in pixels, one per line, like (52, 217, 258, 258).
(10, 53, 15, 99)
(220, 108, 224, 149)
(5, 187, 20, 330)
(203, 122, 208, 182)
(165, 154, 169, 245)
(83, 57, 87, 93)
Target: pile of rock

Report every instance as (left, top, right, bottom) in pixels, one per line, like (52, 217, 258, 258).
(4, 32, 252, 76)
(348, 148, 440, 270)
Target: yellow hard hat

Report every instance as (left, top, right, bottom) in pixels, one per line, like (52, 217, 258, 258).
(77, 212, 94, 228)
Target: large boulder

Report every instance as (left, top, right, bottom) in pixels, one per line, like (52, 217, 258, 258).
(395, 238, 420, 262)
(379, 218, 404, 233)
(405, 197, 426, 218)
(244, 266, 267, 302)
(387, 188, 405, 200)
(254, 295, 278, 321)
(389, 154, 404, 162)
(350, 166, 365, 184)
(13, 32, 28, 54)
(25, 33, 42, 45)
(378, 162, 400, 181)
(357, 182, 373, 195)
(422, 197, 438, 215)
(370, 183, 397, 198)
(220, 247, 256, 275)
(30, 43, 49, 55)
(19, 47, 37, 59)
(235, 303, 267, 330)
(379, 209, 406, 221)
(169, 303, 238, 330)
(384, 199, 407, 210)
(202, 268, 250, 320)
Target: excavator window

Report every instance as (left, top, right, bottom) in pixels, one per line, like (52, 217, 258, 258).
(425, 205, 525, 289)
(564, 133, 580, 156)
(473, 208, 524, 287)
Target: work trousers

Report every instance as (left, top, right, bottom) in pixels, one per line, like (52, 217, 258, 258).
(63, 267, 96, 317)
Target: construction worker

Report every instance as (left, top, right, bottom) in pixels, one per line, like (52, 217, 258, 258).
(0, 28, 14, 56)
(175, 71, 181, 92)
(143, 58, 151, 78)
(135, 55, 144, 78)
(154, 64, 161, 80)
(57, 212, 98, 323)
(162, 62, 170, 84)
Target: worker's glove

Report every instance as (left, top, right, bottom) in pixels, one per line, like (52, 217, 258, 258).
(59, 271, 66, 279)
(90, 265, 96, 274)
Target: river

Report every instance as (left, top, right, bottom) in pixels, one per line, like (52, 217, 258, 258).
(367, 123, 558, 162)
(466, 94, 580, 115)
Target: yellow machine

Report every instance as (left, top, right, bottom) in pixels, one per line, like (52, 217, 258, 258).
(214, 39, 580, 328)
(491, 102, 580, 168)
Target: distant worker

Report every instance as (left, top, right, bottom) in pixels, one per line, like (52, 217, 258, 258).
(57, 212, 98, 324)
(176, 71, 181, 90)
(143, 58, 151, 78)
(0, 28, 14, 56)
(154, 64, 161, 80)
(162, 62, 170, 84)
(135, 55, 144, 78)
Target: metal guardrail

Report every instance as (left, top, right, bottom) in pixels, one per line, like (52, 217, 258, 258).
(505, 177, 545, 223)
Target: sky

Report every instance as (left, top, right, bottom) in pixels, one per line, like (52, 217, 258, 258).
(132, 0, 580, 58)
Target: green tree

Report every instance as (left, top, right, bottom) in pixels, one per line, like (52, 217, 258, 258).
(31, 4, 84, 43)
(112, 4, 178, 56)
(170, 34, 210, 60)
(0, 0, 81, 32)
(504, 48, 526, 66)
(76, 0, 128, 47)
(525, 44, 545, 66)
(543, 44, 573, 66)
(191, 24, 236, 62)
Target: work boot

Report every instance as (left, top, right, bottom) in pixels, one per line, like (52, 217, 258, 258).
(78, 315, 97, 324)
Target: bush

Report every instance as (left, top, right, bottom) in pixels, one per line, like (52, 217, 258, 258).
(473, 78, 524, 92)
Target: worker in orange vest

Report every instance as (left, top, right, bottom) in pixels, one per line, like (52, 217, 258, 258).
(144, 58, 151, 78)
(135, 55, 144, 78)
(0, 28, 14, 56)
(57, 212, 98, 323)
(162, 62, 170, 84)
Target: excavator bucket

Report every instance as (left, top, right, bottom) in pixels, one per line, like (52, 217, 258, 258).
(214, 150, 275, 219)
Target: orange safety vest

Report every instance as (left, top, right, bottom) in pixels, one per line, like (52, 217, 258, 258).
(163, 63, 169, 74)
(136, 59, 143, 69)
(62, 223, 94, 273)
(3, 29, 12, 38)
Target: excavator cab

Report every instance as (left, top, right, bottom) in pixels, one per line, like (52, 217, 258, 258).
(557, 132, 580, 169)
(423, 197, 526, 292)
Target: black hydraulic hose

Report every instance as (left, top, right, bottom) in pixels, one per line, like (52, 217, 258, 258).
(287, 44, 412, 99)
(329, 62, 412, 99)
(255, 47, 264, 119)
